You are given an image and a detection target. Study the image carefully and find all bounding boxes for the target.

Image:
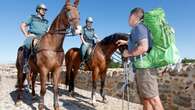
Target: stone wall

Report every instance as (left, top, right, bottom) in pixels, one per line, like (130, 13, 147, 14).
(62, 63, 195, 110)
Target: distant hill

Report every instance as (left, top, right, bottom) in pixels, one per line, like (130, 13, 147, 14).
(182, 58, 195, 63)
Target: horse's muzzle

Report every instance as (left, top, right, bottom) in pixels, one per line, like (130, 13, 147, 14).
(74, 25, 82, 35)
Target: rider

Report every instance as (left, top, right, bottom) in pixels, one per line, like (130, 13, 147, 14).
(20, 3, 49, 73)
(79, 17, 99, 69)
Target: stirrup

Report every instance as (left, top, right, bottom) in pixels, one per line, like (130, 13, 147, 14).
(80, 62, 85, 70)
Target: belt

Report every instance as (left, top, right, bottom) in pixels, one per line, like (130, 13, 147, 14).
(132, 53, 147, 62)
(29, 32, 42, 37)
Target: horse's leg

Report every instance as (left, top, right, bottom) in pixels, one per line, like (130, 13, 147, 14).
(65, 62, 72, 91)
(65, 70, 70, 90)
(47, 72, 53, 85)
(69, 70, 73, 93)
(69, 69, 78, 96)
(51, 73, 54, 85)
(91, 69, 99, 106)
(100, 71, 108, 103)
(38, 69, 48, 110)
(27, 71, 33, 89)
(53, 67, 61, 110)
(47, 73, 50, 84)
(31, 72, 37, 100)
(16, 69, 25, 105)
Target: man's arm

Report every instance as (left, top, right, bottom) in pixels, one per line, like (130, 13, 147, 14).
(79, 34, 87, 45)
(123, 38, 148, 57)
(20, 22, 29, 37)
(94, 33, 101, 42)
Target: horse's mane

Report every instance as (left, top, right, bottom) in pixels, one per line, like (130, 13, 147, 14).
(100, 33, 129, 45)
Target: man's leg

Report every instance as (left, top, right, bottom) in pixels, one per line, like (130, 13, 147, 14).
(23, 37, 32, 74)
(80, 43, 88, 69)
(149, 96, 164, 110)
(136, 69, 164, 110)
(143, 99, 153, 110)
(23, 46, 30, 74)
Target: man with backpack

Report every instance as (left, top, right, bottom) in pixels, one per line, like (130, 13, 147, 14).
(117, 8, 164, 110)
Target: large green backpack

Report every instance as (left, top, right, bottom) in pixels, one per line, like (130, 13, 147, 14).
(134, 8, 180, 68)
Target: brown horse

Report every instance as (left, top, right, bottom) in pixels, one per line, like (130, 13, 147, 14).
(65, 33, 128, 106)
(16, 0, 81, 110)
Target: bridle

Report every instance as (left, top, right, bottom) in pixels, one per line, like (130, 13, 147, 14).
(49, 7, 80, 36)
(35, 8, 81, 53)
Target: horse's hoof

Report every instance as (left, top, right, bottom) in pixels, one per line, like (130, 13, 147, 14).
(102, 98, 108, 104)
(54, 105, 60, 110)
(68, 91, 74, 97)
(15, 100, 22, 107)
(38, 103, 44, 110)
(31, 95, 36, 100)
(91, 100, 98, 107)
(92, 102, 98, 107)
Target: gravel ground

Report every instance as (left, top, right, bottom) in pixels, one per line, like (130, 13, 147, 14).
(0, 64, 143, 110)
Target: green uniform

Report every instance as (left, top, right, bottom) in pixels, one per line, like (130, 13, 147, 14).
(23, 14, 49, 49)
(80, 26, 98, 61)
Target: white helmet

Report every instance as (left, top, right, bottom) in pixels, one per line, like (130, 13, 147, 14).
(36, 3, 47, 12)
(86, 17, 93, 23)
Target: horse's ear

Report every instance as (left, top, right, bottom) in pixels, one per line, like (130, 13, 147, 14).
(74, 0, 79, 8)
(66, 0, 71, 6)
(65, 0, 72, 10)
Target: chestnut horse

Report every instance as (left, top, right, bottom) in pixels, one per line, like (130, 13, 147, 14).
(65, 33, 128, 106)
(16, 0, 81, 110)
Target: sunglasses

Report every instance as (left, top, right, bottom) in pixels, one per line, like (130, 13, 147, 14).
(39, 8, 47, 11)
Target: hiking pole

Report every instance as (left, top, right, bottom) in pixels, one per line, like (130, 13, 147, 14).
(122, 60, 129, 110)
(124, 60, 135, 110)
(126, 61, 130, 110)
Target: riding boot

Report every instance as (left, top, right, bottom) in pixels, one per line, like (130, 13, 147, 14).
(23, 46, 30, 74)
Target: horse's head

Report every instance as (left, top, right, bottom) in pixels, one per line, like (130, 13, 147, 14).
(100, 33, 129, 61)
(114, 33, 129, 62)
(65, 0, 81, 35)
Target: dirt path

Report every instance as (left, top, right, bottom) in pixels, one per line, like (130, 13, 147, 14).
(0, 64, 143, 110)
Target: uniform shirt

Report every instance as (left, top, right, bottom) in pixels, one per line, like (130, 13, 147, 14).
(82, 26, 97, 44)
(24, 15, 49, 37)
(128, 23, 152, 54)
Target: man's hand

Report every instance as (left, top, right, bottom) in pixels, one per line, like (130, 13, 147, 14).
(25, 33, 36, 38)
(123, 49, 131, 58)
(83, 41, 88, 46)
(33, 38, 39, 46)
(96, 38, 100, 42)
(116, 40, 128, 46)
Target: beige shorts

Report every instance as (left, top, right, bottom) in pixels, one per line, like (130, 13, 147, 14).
(135, 68, 159, 99)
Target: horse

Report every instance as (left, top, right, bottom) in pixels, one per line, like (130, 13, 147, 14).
(16, 0, 81, 110)
(65, 33, 128, 106)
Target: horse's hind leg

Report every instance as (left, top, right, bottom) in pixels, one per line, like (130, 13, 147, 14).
(100, 72, 108, 103)
(53, 68, 61, 110)
(69, 69, 77, 96)
(31, 72, 37, 100)
(16, 70, 26, 105)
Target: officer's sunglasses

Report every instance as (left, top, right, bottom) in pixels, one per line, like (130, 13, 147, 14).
(39, 8, 47, 11)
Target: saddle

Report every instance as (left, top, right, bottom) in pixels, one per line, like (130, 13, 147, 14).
(30, 38, 41, 55)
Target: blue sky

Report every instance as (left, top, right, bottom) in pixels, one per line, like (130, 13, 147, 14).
(0, 0, 194, 64)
